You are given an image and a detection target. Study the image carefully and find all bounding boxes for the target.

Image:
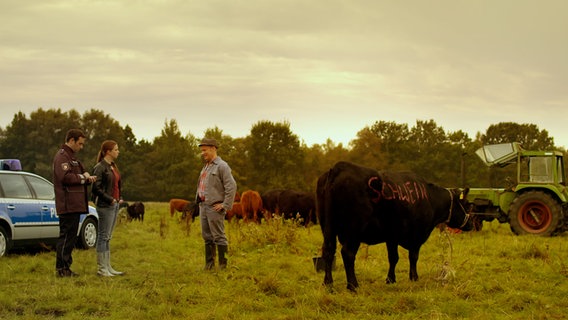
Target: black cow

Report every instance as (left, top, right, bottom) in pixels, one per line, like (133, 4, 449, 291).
(317, 161, 473, 291)
(127, 201, 145, 222)
(261, 189, 285, 215)
(118, 201, 129, 209)
(262, 189, 317, 225)
(278, 189, 317, 225)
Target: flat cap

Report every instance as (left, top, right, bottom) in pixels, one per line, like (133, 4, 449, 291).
(198, 138, 218, 148)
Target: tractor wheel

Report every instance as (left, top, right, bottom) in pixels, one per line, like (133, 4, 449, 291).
(508, 191, 561, 236)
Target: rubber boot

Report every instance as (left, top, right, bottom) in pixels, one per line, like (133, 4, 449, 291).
(218, 245, 228, 270)
(106, 251, 124, 276)
(204, 244, 216, 270)
(97, 252, 114, 277)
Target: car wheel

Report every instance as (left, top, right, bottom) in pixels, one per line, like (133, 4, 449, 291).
(0, 226, 10, 257)
(78, 217, 97, 249)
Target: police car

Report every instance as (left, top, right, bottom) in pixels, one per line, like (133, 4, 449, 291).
(0, 159, 98, 257)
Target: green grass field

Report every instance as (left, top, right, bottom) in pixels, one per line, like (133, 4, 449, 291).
(1, 202, 567, 319)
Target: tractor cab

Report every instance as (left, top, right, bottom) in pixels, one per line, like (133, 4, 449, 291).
(475, 142, 566, 187)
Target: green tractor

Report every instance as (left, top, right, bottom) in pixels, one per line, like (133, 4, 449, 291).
(467, 142, 567, 236)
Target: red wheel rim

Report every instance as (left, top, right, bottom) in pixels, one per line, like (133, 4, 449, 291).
(518, 201, 552, 233)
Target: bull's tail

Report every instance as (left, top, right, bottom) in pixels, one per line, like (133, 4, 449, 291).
(169, 201, 175, 217)
(241, 199, 252, 220)
(316, 169, 330, 236)
(317, 168, 338, 287)
(256, 197, 265, 221)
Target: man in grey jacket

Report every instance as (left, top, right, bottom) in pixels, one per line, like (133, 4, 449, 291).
(196, 138, 237, 270)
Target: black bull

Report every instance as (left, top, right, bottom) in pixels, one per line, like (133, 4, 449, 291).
(317, 161, 473, 291)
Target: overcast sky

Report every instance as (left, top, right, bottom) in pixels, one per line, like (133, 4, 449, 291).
(1, 0, 567, 147)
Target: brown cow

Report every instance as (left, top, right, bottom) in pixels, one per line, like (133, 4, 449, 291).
(226, 192, 243, 221)
(169, 198, 199, 221)
(226, 202, 244, 221)
(240, 190, 264, 223)
(169, 198, 190, 217)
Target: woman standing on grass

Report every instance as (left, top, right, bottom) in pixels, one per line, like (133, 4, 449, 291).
(91, 140, 125, 277)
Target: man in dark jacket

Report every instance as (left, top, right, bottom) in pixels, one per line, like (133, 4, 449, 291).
(53, 129, 97, 277)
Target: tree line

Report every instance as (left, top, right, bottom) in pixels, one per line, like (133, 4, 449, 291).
(0, 108, 563, 202)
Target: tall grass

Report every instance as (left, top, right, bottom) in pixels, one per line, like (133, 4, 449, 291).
(1, 203, 567, 319)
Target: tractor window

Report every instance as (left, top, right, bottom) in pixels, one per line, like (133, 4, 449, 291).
(557, 156, 565, 185)
(528, 157, 553, 183)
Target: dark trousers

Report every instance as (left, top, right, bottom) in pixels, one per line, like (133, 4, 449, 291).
(56, 213, 80, 270)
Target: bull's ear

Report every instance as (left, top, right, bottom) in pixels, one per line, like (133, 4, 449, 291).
(460, 187, 470, 199)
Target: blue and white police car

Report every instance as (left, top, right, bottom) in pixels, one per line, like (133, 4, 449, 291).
(0, 159, 98, 257)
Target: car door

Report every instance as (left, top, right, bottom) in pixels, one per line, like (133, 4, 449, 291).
(24, 175, 59, 239)
(0, 173, 43, 241)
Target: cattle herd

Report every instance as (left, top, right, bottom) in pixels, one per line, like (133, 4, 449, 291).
(169, 188, 317, 226)
(147, 161, 476, 291)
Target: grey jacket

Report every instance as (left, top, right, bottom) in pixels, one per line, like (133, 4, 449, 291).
(195, 156, 237, 212)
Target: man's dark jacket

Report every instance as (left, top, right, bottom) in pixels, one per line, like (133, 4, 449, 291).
(53, 144, 90, 214)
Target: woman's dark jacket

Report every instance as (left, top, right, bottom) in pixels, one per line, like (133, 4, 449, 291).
(91, 160, 121, 208)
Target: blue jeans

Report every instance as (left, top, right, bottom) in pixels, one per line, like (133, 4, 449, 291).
(96, 204, 118, 252)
